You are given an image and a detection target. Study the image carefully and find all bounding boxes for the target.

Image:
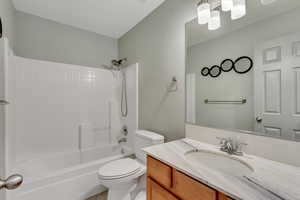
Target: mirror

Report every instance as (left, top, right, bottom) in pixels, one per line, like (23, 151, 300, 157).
(186, 0, 300, 142)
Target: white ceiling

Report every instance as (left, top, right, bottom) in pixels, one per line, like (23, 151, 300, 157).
(12, 0, 165, 38)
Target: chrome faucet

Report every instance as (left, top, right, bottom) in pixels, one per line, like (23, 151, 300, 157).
(218, 137, 247, 156)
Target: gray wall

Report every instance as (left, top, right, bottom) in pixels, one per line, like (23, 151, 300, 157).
(0, 0, 15, 47)
(119, 0, 197, 141)
(15, 11, 118, 68)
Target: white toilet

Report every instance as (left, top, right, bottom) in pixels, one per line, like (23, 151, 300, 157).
(98, 130, 164, 200)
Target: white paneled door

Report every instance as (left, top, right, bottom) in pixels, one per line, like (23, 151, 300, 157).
(0, 38, 8, 200)
(254, 33, 300, 140)
(0, 38, 23, 200)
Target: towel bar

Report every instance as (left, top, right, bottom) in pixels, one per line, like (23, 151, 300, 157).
(204, 99, 247, 104)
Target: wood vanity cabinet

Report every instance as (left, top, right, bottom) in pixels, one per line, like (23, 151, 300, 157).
(147, 156, 233, 200)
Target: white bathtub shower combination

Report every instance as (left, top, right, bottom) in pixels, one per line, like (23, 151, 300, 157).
(15, 145, 126, 200)
(1, 39, 138, 200)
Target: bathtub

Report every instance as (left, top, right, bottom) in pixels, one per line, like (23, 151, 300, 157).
(11, 144, 131, 200)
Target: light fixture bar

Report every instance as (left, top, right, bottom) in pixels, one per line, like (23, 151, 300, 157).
(196, 0, 248, 31)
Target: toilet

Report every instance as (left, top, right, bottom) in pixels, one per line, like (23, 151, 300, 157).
(98, 130, 164, 200)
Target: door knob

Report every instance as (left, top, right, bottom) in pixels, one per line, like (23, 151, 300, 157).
(0, 100, 9, 105)
(0, 174, 23, 190)
(256, 116, 263, 123)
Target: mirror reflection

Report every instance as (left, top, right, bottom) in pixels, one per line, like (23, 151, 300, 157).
(186, 0, 300, 141)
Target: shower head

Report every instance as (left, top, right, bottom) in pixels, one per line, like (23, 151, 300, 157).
(111, 58, 127, 67)
(101, 58, 128, 72)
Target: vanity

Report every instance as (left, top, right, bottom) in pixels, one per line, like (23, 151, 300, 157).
(147, 156, 232, 200)
(144, 139, 300, 200)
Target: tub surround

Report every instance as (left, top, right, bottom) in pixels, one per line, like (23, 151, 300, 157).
(143, 138, 300, 200)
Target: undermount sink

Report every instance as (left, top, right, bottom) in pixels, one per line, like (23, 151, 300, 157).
(184, 150, 254, 178)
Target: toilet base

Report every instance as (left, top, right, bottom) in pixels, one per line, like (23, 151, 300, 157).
(107, 183, 137, 200)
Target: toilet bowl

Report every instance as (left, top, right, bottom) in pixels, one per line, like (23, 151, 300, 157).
(98, 130, 164, 200)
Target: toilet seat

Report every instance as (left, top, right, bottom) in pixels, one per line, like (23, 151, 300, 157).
(98, 158, 142, 180)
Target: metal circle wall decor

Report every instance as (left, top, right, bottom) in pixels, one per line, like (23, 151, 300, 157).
(201, 67, 210, 76)
(200, 56, 253, 77)
(233, 56, 253, 74)
(0, 18, 2, 38)
(209, 65, 222, 78)
(220, 59, 234, 72)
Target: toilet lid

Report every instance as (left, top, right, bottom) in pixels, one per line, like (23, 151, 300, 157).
(98, 158, 141, 179)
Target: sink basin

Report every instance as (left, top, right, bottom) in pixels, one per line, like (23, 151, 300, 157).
(185, 150, 254, 177)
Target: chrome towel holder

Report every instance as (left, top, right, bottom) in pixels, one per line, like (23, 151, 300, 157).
(204, 98, 247, 104)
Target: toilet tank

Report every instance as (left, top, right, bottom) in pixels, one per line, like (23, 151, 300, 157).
(134, 130, 164, 163)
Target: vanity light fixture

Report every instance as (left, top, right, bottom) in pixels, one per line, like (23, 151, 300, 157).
(231, 0, 246, 20)
(221, 0, 233, 11)
(208, 9, 221, 30)
(197, 0, 211, 24)
(197, 0, 247, 31)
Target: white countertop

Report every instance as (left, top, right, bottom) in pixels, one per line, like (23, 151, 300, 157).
(143, 138, 300, 200)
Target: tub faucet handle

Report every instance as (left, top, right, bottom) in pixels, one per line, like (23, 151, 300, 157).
(122, 125, 128, 136)
(118, 137, 127, 144)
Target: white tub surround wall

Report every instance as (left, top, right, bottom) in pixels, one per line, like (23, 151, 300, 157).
(0, 38, 139, 200)
(10, 56, 118, 162)
(144, 139, 300, 200)
(186, 124, 300, 167)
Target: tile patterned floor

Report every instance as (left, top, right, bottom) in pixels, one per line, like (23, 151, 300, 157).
(86, 191, 108, 200)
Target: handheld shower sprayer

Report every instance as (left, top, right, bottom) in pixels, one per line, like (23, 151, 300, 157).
(102, 58, 128, 117)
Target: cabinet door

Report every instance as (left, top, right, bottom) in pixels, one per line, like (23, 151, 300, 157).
(147, 156, 173, 189)
(218, 193, 233, 200)
(173, 170, 217, 200)
(147, 178, 179, 200)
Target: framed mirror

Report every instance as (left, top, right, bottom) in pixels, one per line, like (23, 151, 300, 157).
(185, 0, 300, 142)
